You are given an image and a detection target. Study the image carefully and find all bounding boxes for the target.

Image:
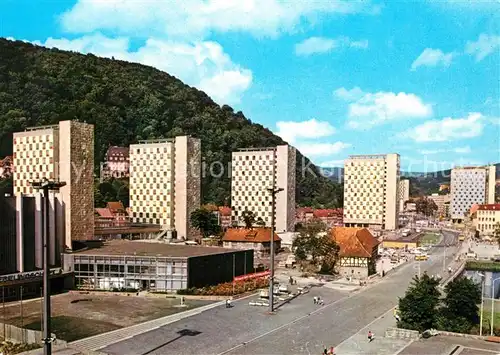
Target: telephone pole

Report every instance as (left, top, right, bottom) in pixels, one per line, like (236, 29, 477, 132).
(267, 186, 283, 313)
(31, 179, 66, 355)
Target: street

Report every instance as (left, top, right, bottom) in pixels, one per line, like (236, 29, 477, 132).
(97, 231, 460, 355)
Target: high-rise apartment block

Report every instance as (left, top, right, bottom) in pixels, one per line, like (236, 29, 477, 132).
(231, 145, 296, 233)
(129, 136, 201, 240)
(13, 121, 95, 248)
(398, 179, 410, 212)
(343, 154, 400, 230)
(450, 165, 496, 222)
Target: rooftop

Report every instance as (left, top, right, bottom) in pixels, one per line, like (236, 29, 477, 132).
(330, 227, 380, 258)
(73, 240, 241, 258)
(477, 204, 500, 211)
(223, 228, 280, 243)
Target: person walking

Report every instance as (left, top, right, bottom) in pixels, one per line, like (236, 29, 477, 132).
(313, 296, 318, 304)
(328, 346, 335, 354)
(368, 331, 374, 342)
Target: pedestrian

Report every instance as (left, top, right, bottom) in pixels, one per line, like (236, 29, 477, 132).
(323, 347, 328, 354)
(226, 299, 231, 308)
(313, 296, 318, 304)
(329, 346, 335, 354)
(368, 331, 374, 342)
(318, 298, 324, 306)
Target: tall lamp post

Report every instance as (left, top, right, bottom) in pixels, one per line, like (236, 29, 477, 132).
(31, 179, 66, 355)
(491, 276, 500, 336)
(477, 272, 485, 336)
(267, 186, 283, 313)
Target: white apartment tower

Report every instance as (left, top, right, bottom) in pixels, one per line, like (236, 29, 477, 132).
(398, 179, 410, 212)
(231, 145, 296, 232)
(450, 165, 496, 222)
(129, 136, 201, 240)
(343, 154, 400, 230)
(13, 121, 95, 249)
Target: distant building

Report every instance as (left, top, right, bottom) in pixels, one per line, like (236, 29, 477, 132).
(428, 193, 451, 218)
(101, 146, 130, 179)
(129, 136, 201, 240)
(450, 165, 496, 223)
(218, 206, 232, 229)
(0, 156, 13, 179)
(13, 121, 95, 247)
(231, 145, 296, 232)
(222, 227, 281, 254)
(398, 179, 410, 212)
(474, 204, 500, 236)
(343, 154, 400, 230)
(64, 239, 254, 292)
(330, 227, 380, 279)
(295, 208, 344, 227)
(95, 201, 129, 228)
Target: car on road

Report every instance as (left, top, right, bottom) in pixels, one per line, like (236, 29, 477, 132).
(415, 254, 428, 261)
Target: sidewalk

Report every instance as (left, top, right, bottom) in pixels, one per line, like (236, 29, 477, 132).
(333, 308, 411, 355)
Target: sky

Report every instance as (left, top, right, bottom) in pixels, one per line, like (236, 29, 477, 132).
(1, 0, 499, 173)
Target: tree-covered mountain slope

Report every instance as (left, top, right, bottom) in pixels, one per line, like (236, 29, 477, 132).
(0, 38, 342, 207)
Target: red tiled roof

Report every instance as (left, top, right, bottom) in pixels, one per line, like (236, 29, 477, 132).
(95, 208, 114, 218)
(296, 207, 314, 215)
(330, 227, 379, 258)
(223, 228, 281, 243)
(219, 206, 232, 216)
(477, 204, 500, 211)
(107, 201, 125, 211)
(313, 209, 343, 218)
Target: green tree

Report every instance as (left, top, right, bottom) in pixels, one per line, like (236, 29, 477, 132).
(240, 209, 257, 229)
(292, 219, 340, 273)
(437, 276, 481, 333)
(190, 208, 221, 237)
(0, 176, 13, 196)
(415, 197, 438, 216)
(398, 273, 441, 332)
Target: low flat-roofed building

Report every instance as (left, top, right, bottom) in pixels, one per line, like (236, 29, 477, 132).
(330, 227, 380, 279)
(63, 240, 254, 292)
(381, 233, 421, 250)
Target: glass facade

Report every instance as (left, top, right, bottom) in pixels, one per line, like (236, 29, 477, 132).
(71, 255, 188, 292)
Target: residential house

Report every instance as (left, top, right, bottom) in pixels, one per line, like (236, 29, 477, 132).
(218, 206, 232, 229)
(95, 201, 129, 229)
(295, 208, 343, 227)
(474, 204, 500, 236)
(101, 146, 130, 179)
(330, 227, 380, 279)
(222, 228, 281, 254)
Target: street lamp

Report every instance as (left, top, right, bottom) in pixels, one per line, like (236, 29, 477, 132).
(31, 178, 66, 355)
(267, 186, 283, 313)
(491, 276, 500, 336)
(477, 272, 485, 336)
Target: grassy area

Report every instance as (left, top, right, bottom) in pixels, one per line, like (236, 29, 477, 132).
(466, 261, 500, 272)
(420, 233, 440, 245)
(480, 310, 500, 335)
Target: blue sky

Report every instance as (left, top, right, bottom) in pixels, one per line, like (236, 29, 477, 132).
(1, 0, 499, 172)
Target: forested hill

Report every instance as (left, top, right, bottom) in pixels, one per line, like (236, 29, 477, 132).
(0, 38, 342, 207)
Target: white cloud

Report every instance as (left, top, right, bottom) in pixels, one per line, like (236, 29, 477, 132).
(410, 48, 455, 71)
(295, 37, 338, 56)
(419, 146, 471, 154)
(275, 118, 336, 143)
(335, 87, 433, 129)
(407, 113, 484, 142)
(34, 34, 252, 104)
(296, 142, 351, 157)
(333, 86, 365, 101)
(60, 0, 377, 39)
(465, 33, 500, 62)
(295, 36, 368, 56)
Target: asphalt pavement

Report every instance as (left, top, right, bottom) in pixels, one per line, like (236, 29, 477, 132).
(97, 231, 460, 355)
